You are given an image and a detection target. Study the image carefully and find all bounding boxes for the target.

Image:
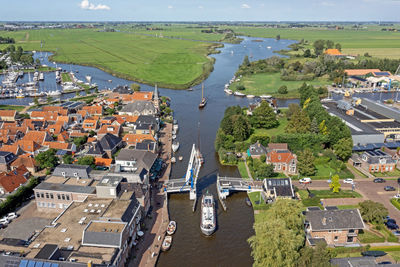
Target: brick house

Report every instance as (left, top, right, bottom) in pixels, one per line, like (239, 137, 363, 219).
(359, 150, 396, 173)
(266, 143, 297, 175)
(0, 165, 30, 195)
(305, 208, 365, 246)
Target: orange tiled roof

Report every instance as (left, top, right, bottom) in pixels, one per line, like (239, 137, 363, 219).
(82, 119, 98, 130)
(95, 157, 113, 167)
(77, 110, 88, 118)
(268, 150, 296, 164)
(0, 144, 20, 155)
(22, 131, 49, 145)
(324, 49, 343, 56)
(42, 106, 68, 116)
(69, 132, 87, 138)
(16, 140, 41, 153)
(46, 124, 64, 135)
(30, 111, 59, 121)
(123, 133, 155, 145)
(345, 69, 381, 76)
(122, 92, 153, 102)
(87, 137, 97, 143)
(0, 110, 16, 118)
(57, 131, 70, 143)
(11, 156, 38, 169)
(98, 125, 121, 136)
(0, 165, 29, 193)
(57, 116, 70, 123)
(82, 106, 103, 115)
(43, 141, 70, 150)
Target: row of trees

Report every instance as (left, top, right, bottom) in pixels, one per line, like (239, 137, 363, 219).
(1, 45, 34, 66)
(0, 36, 15, 44)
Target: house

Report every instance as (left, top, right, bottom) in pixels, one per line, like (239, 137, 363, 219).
(263, 178, 295, 202)
(97, 124, 121, 138)
(358, 150, 396, 173)
(121, 182, 150, 215)
(266, 143, 297, 175)
(15, 140, 42, 155)
(0, 144, 23, 155)
(42, 106, 69, 116)
(46, 124, 65, 135)
(344, 69, 381, 76)
(82, 105, 103, 116)
(0, 110, 17, 121)
(305, 208, 365, 246)
(94, 157, 113, 168)
(57, 131, 70, 143)
(132, 115, 159, 135)
(115, 149, 157, 183)
(123, 133, 156, 147)
(119, 101, 157, 116)
(121, 92, 153, 103)
(10, 154, 39, 174)
(324, 49, 343, 57)
(82, 119, 99, 131)
(247, 141, 267, 159)
(95, 176, 124, 199)
(0, 151, 17, 171)
(22, 130, 53, 145)
(22, 119, 48, 131)
(100, 116, 116, 126)
(42, 141, 77, 153)
(53, 164, 91, 179)
(135, 140, 158, 153)
(87, 133, 123, 158)
(0, 165, 30, 195)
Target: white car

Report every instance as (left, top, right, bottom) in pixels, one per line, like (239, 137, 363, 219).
(343, 178, 354, 184)
(7, 213, 18, 220)
(394, 194, 400, 199)
(0, 217, 9, 225)
(299, 177, 312, 184)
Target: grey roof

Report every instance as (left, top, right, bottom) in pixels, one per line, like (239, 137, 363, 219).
(264, 178, 294, 197)
(97, 176, 124, 187)
(305, 209, 365, 231)
(87, 142, 106, 157)
(53, 164, 91, 179)
(34, 244, 58, 260)
(135, 140, 156, 151)
(330, 257, 378, 267)
(0, 255, 89, 267)
(116, 149, 157, 170)
(99, 133, 122, 150)
(0, 151, 17, 164)
(136, 115, 158, 125)
(34, 182, 96, 194)
(113, 85, 132, 94)
(120, 101, 155, 115)
(362, 150, 395, 164)
(82, 221, 125, 248)
(362, 98, 400, 123)
(120, 182, 147, 199)
(248, 141, 267, 156)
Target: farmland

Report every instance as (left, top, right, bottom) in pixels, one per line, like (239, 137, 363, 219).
(0, 28, 220, 89)
(227, 26, 400, 58)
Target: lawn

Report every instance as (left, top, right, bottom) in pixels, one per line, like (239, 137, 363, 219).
(388, 251, 400, 263)
(358, 230, 385, 243)
(226, 25, 400, 59)
(373, 225, 398, 243)
(308, 163, 354, 180)
(347, 164, 369, 178)
(237, 161, 249, 179)
(248, 192, 269, 210)
(337, 205, 359, 210)
(252, 117, 287, 137)
(229, 72, 328, 98)
(61, 72, 72, 83)
(0, 105, 25, 111)
(0, 28, 218, 89)
(298, 189, 361, 207)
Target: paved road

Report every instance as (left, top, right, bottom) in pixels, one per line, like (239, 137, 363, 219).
(293, 179, 400, 223)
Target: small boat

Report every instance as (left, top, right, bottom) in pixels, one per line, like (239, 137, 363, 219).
(171, 157, 176, 163)
(200, 193, 216, 236)
(224, 89, 233, 95)
(260, 95, 272, 99)
(39, 73, 44, 81)
(173, 124, 178, 132)
(234, 91, 245, 97)
(161, 235, 172, 251)
(108, 79, 112, 83)
(16, 94, 25, 98)
(167, 221, 176, 235)
(172, 134, 176, 140)
(85, 75, 92, 83)
(172, 141, 180, 153)
(245, 197, 252, 207)
(187, 87, 193, 91)
(199, 83, 207, 109)
(267, 46, 272, 49)
(247, 94, 255, 98)
(178, 156, 183, 161)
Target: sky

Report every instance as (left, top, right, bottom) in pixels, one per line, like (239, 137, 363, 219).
(0, 0, 400, 22)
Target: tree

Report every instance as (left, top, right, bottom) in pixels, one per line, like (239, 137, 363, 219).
(297, 241, 332, 267)
(62, 154, 73, 164)
(233, 115, 251, 141)
(286, 103, 301, 120)
(248, 200, 304, 267)
(278, 85, 288, 94)
(35, 149, 59, 170)
(359, 200, 388, 224)
(250, 134, 270, 147)
(73, 135, 88, 147)
(236, 84, 245, 91)
(77, 156, 95, 167)
(130, 83, 141, 91)
(326, 40, 334, 49)
(47, 96, 53, 104)
(89, 130, 96, 137)
(297, 149, 316, 176)
(303, 49, 311, 58)
(313, 40, 325, 56)
(276, 34, 281, 41)
(250, 101, 279, 129)
(319, 120, 329, 135)
(242, 55, 250, 67)
(286, 110, 311, 134)
(335, 43, 342, 52)
(310, 117, 319, 134)
(254, 163, 274, 179)
(220, 116, 234, 135)
(329, 174, 341, 193)
(333, 138, 353, 161)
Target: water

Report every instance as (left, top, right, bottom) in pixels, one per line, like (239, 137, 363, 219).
(1, 36, 299, 266)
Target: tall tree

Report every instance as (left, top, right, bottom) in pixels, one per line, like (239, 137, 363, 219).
(333, 138, 353, 161)
(359, 200, 388, 224)
(250, 101, 278, 129)
(326, 40, 334, 49)
(233, 115, 251, 141)
(35, 149, 59, 170)
(286, 110, 311, 134)
(335, 43, 342, 51)
(286, 103, 301, 120)
(298, 148, 316, 176)
(297, 242, 332, 267)
(313, 40, 326, 56)
(242, 55, 250, 67)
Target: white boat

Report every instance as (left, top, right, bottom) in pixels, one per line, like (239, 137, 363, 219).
(47, 90, 61, 96)
(172, 141, 179, 153)
(161, 235, 172, 251)
(16, 93, 25, 98)
(39, 73, 44, 81)
(247, 94, 255, 98)
(178, 156, 183, 161)
(200, 193, 216, 236)
(171, 157, 176, 163)
(173, 124, 178, 132)
(167, 221, 176, 235)
(267, 46, 272, 49)
(224, 89, 233, 95)
(172, 134, 176, 140)
(234, 91, 245, 97)
(108, 79, 112, 83)
(260, 95, 272, 99)
(85, 75, 92, 83)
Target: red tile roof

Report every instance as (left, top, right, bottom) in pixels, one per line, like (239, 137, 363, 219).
(0, 165, 29, 193)
(11, 155, 38, 169)
(22, 131, 50, 145)
(95, 158, 113, 167)
(16, 140, 41, 153)
(324, 49, 343, 56)
(123, 134, 155, 145)
(345, 69, 381, 76)
(98, 125, 121, 136)
(0, 110, 17, 118)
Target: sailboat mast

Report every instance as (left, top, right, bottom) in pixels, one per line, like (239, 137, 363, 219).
(201, 83, 204, 99)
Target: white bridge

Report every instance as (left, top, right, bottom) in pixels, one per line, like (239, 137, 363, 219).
(164, 144, 202, 203)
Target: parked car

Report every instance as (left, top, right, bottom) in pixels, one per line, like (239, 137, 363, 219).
(379, 261, 393, 265)
(374, 178, 386, 183)
(393, 230, 400, 236)
(384, 186, 396, 191)
(0, 217, 8, 225)
(299, 178, 312, 184)
(386, 222, 399, 230)
(393, 194, 400, 199)
(343, 178, 354, 184)
(6, 213, 18, 220)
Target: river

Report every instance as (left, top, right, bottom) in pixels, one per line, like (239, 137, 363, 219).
(0, 36, 394, 266)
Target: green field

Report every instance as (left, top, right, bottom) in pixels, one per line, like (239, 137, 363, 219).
(248, 192, 269, 210)
(226, 26, 400, 58)
(298, 189, 361, 207)
(230, 73, 328, 98)
(237, 161, 249, 179)
(0, 28, 218, 89)
(252, 117, 288, 137)
(0, 105, 25, 111)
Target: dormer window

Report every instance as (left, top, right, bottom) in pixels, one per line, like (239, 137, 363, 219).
(73, 173, 78, 177)
(61, 172, 66, 176)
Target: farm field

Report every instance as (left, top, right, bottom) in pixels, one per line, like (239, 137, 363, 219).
(229, 72, 328, 98)
(227, 26, 400, 58)
(0, 28, 219, 89)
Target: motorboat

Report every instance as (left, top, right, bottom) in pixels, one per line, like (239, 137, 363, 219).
(178, 156, 183, 161)
(234, 91, 245, 97)
(172, 141, 180, 153)
(200, 193, 216, 236)
(260, 95, 272, 100)
(85, 75, 92, 83)
(247, 94, 255, 98)
(172, 134, 176, 140)
(171, 157, 176, 163)
(224, 89, 233, 95)
(166, 221, 176, 235)
(161, 235, 172, 251)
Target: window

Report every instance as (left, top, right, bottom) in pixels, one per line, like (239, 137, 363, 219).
(36, 192, 40, 198)
(50, 194, 54, 199)
(61, 172, 66, 176)
(45, 193, 49, 199)
(41, 193, 44, 198)
(73, 173, 78, 177)
(66, 195, 70, 201)
(334, 236, 339, 241)
(349, 229, 355, 233)
(57, 194, 61, 200)
(61, 194, 65, 200)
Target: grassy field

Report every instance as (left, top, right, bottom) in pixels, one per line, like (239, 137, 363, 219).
(248, 192, 269, 210)
(358, 230, 385, 243)
(298, 189, 361, 207)
(252, 117, 288, 137)
(226, 26, 400, 58)
(237, 161, 249, 179)
(0, 105, 25, 111)
(229, 73, 328, 98)
(373, 169, 400, 177)
(0, 28, 218, 89)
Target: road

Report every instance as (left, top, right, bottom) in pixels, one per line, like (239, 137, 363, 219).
(293, 179, 400, 223)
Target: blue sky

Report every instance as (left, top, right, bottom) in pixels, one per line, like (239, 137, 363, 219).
(0, 0, 400, 21)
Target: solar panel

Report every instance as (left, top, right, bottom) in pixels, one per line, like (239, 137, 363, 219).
(19, 260, 28, 267)
(43, 263, 51, 267)
(51, 263, 59, 267)
(27, 261, 36, 267)
(35, 262, 44, 267)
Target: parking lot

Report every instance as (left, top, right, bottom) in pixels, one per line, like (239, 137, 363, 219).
(0, 201, 57, 241)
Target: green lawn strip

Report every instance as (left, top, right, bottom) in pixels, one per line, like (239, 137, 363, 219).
(388, 251, 400, 263)
(298, 189, 361, 207)
(373, 169, 400, 177)
(373, 225, 398, 243)
(330, 246, 366, 258)
(247, 192, 269, 210)
(251, 117, 287, 138)
(391, 198, 400, 211)
(61, 72, 72, 83)
(229, 72, 328, 98)
(358, 230, 385, 243)
(337, 205, 359, 210)
(370, 246, 400, 252)
(347, 164, 369, 178)
(237, 161, 249, 179)
(0, 105, 25, 111)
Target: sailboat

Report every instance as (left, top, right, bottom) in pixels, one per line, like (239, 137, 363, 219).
(198, 83, 207, 109)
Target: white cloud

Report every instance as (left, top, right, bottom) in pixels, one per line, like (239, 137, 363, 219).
(198, 5, 204, 9)
(80, 0, 110, 10)
(241, 3, 251, 8)
(168, 5, 173, 9)
(321, 1, 334, 6)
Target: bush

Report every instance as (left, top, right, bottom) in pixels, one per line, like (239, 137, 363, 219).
(236, 84, 245, 91)
(278, 85, 288, 94)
